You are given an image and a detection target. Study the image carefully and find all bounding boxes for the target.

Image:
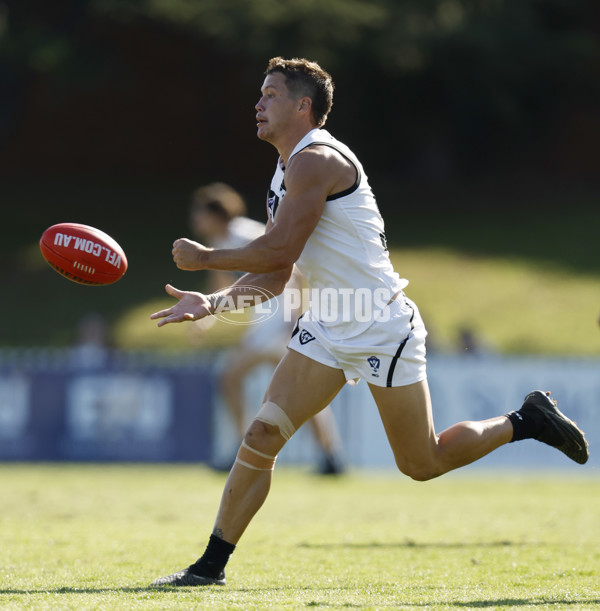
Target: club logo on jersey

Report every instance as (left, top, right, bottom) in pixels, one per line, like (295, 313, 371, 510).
(267, 189, 280, 220)
(299, 330, 316, 345)
(367, 356, 381, 377)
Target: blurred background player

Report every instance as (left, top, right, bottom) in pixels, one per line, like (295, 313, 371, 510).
(69, 312, 111, 370)
(188, 182, 346, 475)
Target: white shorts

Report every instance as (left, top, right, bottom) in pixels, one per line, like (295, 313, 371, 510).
(287, 293, 427, 387)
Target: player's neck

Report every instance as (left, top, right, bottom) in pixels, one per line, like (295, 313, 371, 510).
(275, 125, 318, 166)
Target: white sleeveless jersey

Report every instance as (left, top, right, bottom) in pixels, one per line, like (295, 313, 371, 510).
(268, 128, 408, 339)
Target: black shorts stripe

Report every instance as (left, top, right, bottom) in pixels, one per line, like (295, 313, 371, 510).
(385, 305, 415, 387)
(386, 336, 409, 387)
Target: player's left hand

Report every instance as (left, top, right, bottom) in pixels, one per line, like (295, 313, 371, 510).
(150, 284, 212, 327)
(172, 238, 212, 270)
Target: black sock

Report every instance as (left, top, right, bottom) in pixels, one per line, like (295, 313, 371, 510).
(506, 410, 543, 442)
(189, 534, 236, 578)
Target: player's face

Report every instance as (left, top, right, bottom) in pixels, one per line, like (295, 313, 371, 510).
(255, 72, 298, 142)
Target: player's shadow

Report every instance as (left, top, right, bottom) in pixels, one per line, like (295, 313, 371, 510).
(0, 587, 153, 595)
(432, 601, 600, 609)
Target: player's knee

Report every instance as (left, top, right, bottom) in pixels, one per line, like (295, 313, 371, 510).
(254, 400, 296, 442)
(244, 418, 278, 446)
(407, 469, 438, 482)
(234, 420, 282, 472)
(394, 458, 439, 482)
(235, 435, 277, 471)
(239, 401, 297, 462)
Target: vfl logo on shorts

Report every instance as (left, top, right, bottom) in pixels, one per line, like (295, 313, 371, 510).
(299, 330, 316, 345)
(367, 356, 380, 377)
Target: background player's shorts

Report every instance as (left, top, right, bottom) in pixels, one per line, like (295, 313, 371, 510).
(241, 294, 292, 354)
(287, 293, 427, 387)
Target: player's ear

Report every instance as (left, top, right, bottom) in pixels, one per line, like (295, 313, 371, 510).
(297, 97, 311, 114)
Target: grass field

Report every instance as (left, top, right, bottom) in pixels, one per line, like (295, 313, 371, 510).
(1, 464, 599, 609)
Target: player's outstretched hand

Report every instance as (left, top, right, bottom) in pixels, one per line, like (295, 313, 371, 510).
(150, 284, 212, 327)
(172, 238, 212, 271)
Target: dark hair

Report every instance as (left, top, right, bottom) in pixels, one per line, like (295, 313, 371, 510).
(265, 57, 334, 127)
(190, 182, 246, 222)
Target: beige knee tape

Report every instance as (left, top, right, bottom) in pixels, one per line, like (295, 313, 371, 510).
(235, 440, 277, 471)
(255, 401, 296, 441)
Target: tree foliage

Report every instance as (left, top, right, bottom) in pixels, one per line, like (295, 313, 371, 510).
(2, 0, 599, 178)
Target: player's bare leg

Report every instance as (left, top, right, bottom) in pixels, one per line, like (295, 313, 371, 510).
(369, 379, 513, 481)
(213, 350, 346, 543)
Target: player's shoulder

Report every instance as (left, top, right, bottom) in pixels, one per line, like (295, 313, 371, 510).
(288, 143, 350, 180)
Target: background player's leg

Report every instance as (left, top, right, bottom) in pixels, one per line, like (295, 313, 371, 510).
(219, 349, 274, 438)
(369, 379, 513, 481)
(213, 349, 347, 543)
(308, 407, 346, 474)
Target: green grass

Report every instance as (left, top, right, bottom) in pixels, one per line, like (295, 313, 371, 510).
(1, 464, 599, 609)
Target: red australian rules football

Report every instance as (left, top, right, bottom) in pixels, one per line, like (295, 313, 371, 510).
(40, 223, 128, 285)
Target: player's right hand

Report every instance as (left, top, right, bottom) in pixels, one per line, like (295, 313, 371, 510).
(172, 238, 212, 270)
(150, 284, 211, 327)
